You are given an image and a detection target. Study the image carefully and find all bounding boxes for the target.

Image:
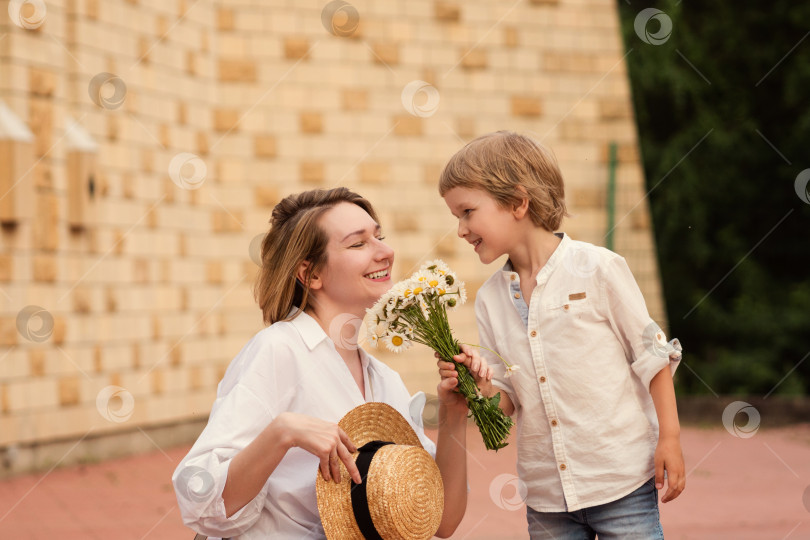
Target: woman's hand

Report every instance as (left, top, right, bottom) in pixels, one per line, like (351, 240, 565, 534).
(273, 412, 362, 484)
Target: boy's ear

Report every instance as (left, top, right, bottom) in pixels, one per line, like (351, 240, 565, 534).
(512, 186, 530, 219)
(296, 261, 322, 291)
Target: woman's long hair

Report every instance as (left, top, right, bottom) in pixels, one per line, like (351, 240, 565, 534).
(254, 187, 379, 325)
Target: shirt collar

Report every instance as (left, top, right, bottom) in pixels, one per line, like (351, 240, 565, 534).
(288, 309, 373, 369)
(501, 232, 569, 286)
(287, 308, 330, 351)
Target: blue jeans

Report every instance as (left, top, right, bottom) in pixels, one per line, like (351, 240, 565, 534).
(526, 478, 664, 539)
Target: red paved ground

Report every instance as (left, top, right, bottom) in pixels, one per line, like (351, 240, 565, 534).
(1, 424, 809, 539)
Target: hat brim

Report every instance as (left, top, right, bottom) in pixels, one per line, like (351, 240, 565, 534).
(316, 403, 438, 540)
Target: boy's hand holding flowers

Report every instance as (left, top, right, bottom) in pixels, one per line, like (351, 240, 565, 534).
(367, 260, 515, 450)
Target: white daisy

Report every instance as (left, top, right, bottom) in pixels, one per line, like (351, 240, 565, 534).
(382, 332, 412, 353)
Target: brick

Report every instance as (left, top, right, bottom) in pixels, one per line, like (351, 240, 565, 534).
(33, 255, 57, 282)
(48, 317, 66, 345)
(393, 115, 422, 136)
(94, 345, 103, 372)
(170, 346, 182, 367)
(0, 254, 11, 281)
(435, 2, 461, 22)
(393, 212, 419, 232)
(359, 162, 390, 184)
(504, 26, 519, 48)
(151, 369, 164, 394)
(456, 117, 475, 139)
(219, 59, 257, 82)
(423, 163, 443, 185)
(197, 132, 209, 156)
(29, 349, 46, 376)
(156, 14, 168, 35)
(138, 37, 151, 64)
(133, 259, 150, 283)
(342, 89, 368, 111)
(631, 207, 651, 230)
(73, 287, 92, 313)
(58, 376, 81, 406)
(599, 142, 639, 163)
(598, 99, 632, 120)
(434, 234, 457, 258)
(0, 385, 9, 413)
(284, 38, 311, 60)
(255, 186, 279, 207)
(214, 108, 240, 132)
(86, 0, 99, 18)
(300, 112, 323, 134)
(105, 287, 118, 312)
(159, 124, 171, 148)
(300, 162, 324, 184)
(177, 102, 187, 125)
(29, 98, 52, 158)
(544, 52, 598, 73)
(218, 8, 235, 30)
(571, 187, 605, 209)
(511, 96, 543, 117)
(212, 210, 243, 232)
(254, 135, 277, 158)
(29, 67, 56, 97)
(186, 51, 197, 75)
(107, 115, 119, 141)
(206, 261, 223, 284)
(461, 49, 487, 70)
(0, 318, 16, 346)
(371, 43, 399, 66)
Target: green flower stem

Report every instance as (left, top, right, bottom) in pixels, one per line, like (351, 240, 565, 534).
(392, 294, 514, 451)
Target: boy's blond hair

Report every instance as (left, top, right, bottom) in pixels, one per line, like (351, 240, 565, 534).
(438, 131, 569, 231)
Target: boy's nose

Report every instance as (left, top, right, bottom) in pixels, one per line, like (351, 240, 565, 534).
(457, 221, 468, 238)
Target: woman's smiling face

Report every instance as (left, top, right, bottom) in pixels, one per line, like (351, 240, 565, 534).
(309, 201, 395, 313)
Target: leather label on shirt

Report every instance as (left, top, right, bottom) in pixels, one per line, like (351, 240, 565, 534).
(568, 292, 586, 301)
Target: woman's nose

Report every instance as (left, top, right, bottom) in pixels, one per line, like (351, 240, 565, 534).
(376, 238, 395, 260)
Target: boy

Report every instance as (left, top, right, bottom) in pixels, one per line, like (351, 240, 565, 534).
(437, 131, 684, 538)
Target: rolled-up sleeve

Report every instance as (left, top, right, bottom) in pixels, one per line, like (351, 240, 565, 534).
(173, 336, 293, 537)
(601, 256, 681, 390)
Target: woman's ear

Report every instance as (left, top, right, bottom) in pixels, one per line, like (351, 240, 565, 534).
(296, 261, 322, 291)
(512, 186, 530, 219)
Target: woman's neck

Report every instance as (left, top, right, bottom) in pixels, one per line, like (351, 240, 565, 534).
(305, 303, 364, 358)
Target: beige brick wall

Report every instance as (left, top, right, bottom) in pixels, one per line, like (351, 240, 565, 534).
(0, 0, 665, 464)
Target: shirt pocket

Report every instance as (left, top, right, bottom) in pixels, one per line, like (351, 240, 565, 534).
(543, 291, 591, 314)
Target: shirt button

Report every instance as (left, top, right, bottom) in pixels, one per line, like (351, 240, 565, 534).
(530, 330, 537, 337)
(559, 463, 567, 471)
(563, 304, 570, 311)
(514, 293, 520, 299)
(539, 376, 546, 383)
(510, 274, 517, 281)
(551, 419, 558, 427)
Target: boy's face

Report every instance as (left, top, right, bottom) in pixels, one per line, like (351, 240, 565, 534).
(443, 186, 520, 264)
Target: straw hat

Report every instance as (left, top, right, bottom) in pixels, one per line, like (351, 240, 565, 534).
(315, 402, 444, 540)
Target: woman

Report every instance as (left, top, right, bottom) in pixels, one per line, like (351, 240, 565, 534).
(173, 188, 469, 539)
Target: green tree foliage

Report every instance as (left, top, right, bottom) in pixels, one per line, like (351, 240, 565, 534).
(617, 2, 810, 395)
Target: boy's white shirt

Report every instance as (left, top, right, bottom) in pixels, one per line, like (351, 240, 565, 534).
(476, 233, 681, 512)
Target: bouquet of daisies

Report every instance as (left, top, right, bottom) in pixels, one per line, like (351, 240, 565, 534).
(366, 260, 516, 450)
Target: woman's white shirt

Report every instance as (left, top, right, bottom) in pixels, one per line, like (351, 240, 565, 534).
(172, 311, 435, 540)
